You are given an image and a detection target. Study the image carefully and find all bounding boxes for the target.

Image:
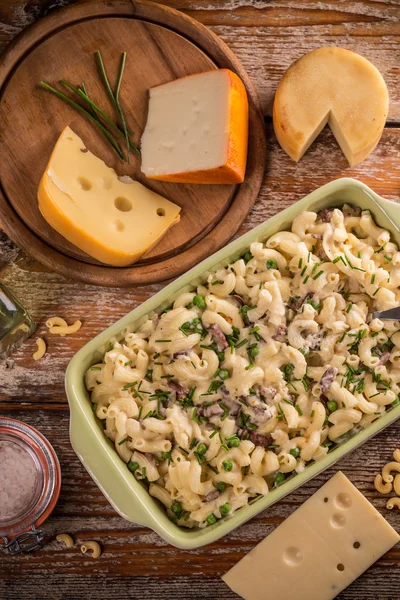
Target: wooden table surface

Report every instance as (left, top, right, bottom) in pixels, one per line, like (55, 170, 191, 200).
(1, 0, 399, 598)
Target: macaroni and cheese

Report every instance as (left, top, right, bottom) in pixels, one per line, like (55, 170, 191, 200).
(85, 206, 400, 528)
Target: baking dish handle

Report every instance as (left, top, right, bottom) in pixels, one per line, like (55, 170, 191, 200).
(371, 193, 400, 228)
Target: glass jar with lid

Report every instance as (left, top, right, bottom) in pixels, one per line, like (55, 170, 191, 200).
(0, 417, 61, 554)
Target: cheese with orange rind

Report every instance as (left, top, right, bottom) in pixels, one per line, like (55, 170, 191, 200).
(273, 47, 389, 166)
(141, 69, 249, 184)
(38, 127, 181, 267)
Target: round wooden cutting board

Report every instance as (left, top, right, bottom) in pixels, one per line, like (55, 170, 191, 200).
(0, 0, 266, 286)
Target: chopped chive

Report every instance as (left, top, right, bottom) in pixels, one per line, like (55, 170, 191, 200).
(298, 258, 303, 268)
(371, 274, 376, 284)
(122, 381, 137, 390)
(373, 288, 380, 296)
(235, 338, 249, 349)
(295, 405, 303, 416)
(155, 340, 171, 343)
(346, 303, 353, 313)
(91, 366, 101, 371)
(300, 266, 307, 276)
(303, 275, 309, 284)
(118, 436, 129, 445)
(384, 254, 392, 261)
(313, 270, 324, 280)
(333, 256, 341, 264)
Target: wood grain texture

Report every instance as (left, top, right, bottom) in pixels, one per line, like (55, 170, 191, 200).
(0, 0, 266, 285)
(1, 1, 400, 599)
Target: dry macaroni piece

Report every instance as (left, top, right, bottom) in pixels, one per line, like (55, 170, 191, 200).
(80, 541, 102, 558)
(85, 205, 400, 528)
(32, 338, 46, 361)
(374, 473, 392, 495)
(46, 317, 82, 336)
(56, 533, 74, 548)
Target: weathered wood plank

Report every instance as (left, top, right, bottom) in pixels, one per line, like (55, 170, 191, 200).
(1, 1, 400, 598)
(0, 1, 399, 119)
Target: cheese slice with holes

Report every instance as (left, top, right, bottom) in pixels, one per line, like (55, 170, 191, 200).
(38, 127, 181, 266)
(222, 472, 399, 600)
(141, 69, 249, 184)
(273, 47, 389, 166)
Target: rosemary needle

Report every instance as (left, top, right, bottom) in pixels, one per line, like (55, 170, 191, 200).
(80, 81, 97, 119)
(115, 52, 130, 163)
(96, 50, 140, 158)
(39, 81, 125, 160)
(60, 80, 133, 148)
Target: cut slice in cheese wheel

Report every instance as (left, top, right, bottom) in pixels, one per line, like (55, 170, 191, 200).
(273, 47, 389, 166)
(141, 69, 249, 184)
(38, 127, 181, 267)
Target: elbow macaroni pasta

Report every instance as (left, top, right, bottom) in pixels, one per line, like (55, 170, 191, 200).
(86, 206, 400, 528)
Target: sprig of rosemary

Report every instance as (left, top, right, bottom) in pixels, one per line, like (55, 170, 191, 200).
(40, 50, 140, 162)
(39, 82, 126, 160)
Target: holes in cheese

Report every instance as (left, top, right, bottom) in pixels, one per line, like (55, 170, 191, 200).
(141, 69, 249, 184)
(38, 126, 181, 266)
(273, 47, 389, 166)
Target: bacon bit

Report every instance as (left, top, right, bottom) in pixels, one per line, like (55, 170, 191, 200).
(378, 351, 391, 367)
(318, 208, 333, 223)
(168, 380, 189, 399)
(198, 403, 224, 418)
(306, 330, 324, 350)
(203, 490, 220, 502)
(249, 432, 273, 447)
(209, 324, 229, 351)
(173, 351, 189, 359)
(289, 293, 313, 313)
(320, 367, 338, 393)
(260, 386, 277, 401)
(272, 325, 288, 342)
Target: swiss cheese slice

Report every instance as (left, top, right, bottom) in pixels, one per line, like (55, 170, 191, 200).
(38, 127, 181, 266)
(273, 47, 389, 166)
(222, 472, 399, 600)
(141, 69, 249, 184)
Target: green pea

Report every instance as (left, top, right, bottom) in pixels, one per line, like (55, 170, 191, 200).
(275, 472, 286, 486)
(289, 447, 300, 458)
(193, 295, 206, 310)
(299, 347, 309, 357)
(243, 252, 253, 264)
(249, 346, 259, 357)
(222, 460, 233, 472)
(216, 481, 226, 493)
(220, 503, 230, 516)
(206, 513, 217, 525)
(197, 443, 207, 456)
(266, 259, 278, 269)
(171, 502, 182, 515)
(228, 436, 240, 448)
(218, 369, 229, 380)
(217, 351, 225, 362)
(161, 451, 171, 460)
(327, 401, 338, 413)
(127, 461, 139, 473)
(192, 317, 201, 326)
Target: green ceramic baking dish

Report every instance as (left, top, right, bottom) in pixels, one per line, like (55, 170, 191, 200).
(66, 177, 400, 549)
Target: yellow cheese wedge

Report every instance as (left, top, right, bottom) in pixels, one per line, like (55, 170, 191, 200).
(141, 69, 249, 184)
(273, 47, 389, 166)
(38, 127, 181, 266)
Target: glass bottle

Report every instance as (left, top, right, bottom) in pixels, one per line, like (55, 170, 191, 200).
(0, 282, 36, 361)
